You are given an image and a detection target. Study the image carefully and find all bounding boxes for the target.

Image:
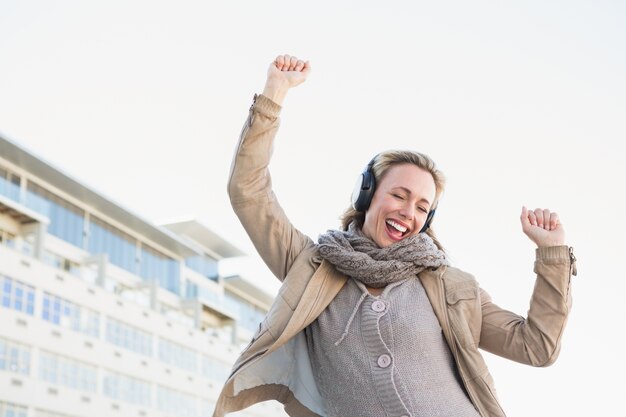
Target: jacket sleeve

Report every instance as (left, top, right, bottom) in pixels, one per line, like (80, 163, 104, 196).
(227, 94, 314, 281)
(478, 245, 576, 367)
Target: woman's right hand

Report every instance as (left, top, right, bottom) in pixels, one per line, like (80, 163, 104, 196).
(263, 54, 310, 105)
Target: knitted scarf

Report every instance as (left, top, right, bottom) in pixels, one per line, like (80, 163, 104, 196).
(317, 223, 449, 288)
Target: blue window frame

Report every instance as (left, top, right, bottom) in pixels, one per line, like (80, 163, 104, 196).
(0, 401, 27, 417)
(0, 337, 30, 375)
(158, 338, 197, 373)
(105, 317, 152, 356)
(88, 216, 137, 274)
(185, 255, 218, 281)
(0, 166, 20, 202)
(140, 245, 180, 295)
(0, 276, 35, 316)
(41, 293, 99, 337)
(38, 351, 97, 392)
(25, 181, 85, 248)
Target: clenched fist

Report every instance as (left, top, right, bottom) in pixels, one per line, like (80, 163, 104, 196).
(263, 54, 310, 105)
(520, 206, 566, 247)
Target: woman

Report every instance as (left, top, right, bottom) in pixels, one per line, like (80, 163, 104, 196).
(214, 55, 576, 417)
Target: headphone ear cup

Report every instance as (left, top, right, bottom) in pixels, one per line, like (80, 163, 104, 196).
(351, 170, 376, 212)
(419, 208, 436, 233)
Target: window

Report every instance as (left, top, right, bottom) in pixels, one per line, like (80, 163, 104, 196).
(158, 338, 197, 373)
(0, 337, 30, 375)
(44, 251, 81, 277)
(42, 293, 99, 337)
(156, 385, 197, 417)
(0, 228, 16, 249)
(105, 317, 152, 356)
(25, 181, 85, 248)
(103, 371, 151, 407)
(88, 216, 137, 274)
(140, 244, 180, 295)
(0, 166, 21, 202)
(21, 233, 34, 256)
(38, 351, 97, 392)
(185, 255, 218, 281)
(185, 280, 199, 298)
(0, 401, 27, 417)
(1, 275, 35, 315)
(186, 282, 238, 319)
(160, 304, 194, 328)
(201, 355, 230, 383)
(224, 292, 266, 333)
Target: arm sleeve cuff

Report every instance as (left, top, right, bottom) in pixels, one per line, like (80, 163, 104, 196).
(253, 94, 282, 118)
(535, 245, 570, 262)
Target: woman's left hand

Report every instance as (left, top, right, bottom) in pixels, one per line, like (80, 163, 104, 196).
(520, 206, 566, 247)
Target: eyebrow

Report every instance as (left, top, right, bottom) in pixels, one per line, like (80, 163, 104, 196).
(393, 186, 432, 207)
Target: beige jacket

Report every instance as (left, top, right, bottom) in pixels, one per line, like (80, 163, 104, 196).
(214, 94, 576, 417)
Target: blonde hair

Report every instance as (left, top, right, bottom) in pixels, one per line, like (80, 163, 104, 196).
(340, 150, 446, 249)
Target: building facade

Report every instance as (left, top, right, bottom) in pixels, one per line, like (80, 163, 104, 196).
(0, 135, 285, 417)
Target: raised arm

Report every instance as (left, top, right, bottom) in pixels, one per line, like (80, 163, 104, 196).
(479, 207, 576, 366)
(228, 55, 313, 281)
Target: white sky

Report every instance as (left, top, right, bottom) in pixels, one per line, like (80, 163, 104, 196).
(1, 1, 625, 416)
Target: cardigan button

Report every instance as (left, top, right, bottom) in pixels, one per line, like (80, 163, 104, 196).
(377, 354, 392, 368)
(371, 300, 386, 312)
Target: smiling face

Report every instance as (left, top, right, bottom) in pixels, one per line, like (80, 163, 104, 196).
(361, 163, 437, 248)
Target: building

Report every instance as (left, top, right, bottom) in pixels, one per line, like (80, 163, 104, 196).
(0, 134, 286, 417)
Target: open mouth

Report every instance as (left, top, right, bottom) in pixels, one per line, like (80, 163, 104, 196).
(385, 219, 409, 239)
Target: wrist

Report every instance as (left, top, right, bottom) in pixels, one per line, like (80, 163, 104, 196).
(535, 239, 565, 248)
(263, 79, 289, 106)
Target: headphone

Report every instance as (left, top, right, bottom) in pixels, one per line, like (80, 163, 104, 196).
(351, 155, 436, 233)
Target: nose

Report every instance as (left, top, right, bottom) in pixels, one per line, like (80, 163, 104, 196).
(398, 201, 415, 220)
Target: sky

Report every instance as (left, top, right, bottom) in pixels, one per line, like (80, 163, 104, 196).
(1, 1, 625, 416)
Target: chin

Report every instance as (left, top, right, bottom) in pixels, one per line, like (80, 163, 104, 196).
(377, 237, 397, 248)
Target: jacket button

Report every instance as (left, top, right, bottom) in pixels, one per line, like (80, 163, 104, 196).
(377, 354, 392, 368)
(371, 300, 386, 312)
